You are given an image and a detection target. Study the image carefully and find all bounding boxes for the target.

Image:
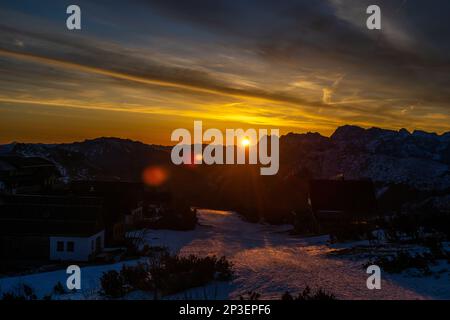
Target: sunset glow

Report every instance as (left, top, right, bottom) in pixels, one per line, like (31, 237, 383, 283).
(241, 138, 251, 147)
(1, 1, 450, 145)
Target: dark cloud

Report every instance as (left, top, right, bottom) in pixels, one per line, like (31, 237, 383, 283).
(1, 0, 450, 137)
(0, 24, 335, 110)
(128, 0, 450, 104)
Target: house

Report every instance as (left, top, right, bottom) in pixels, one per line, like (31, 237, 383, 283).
(0, 156, 60, 194)
(70, 180, 144, 245)
(308, 179, 377, 231)
(0, 194, 105, 262)
(72, 181, 145, 237)
(69, 180, 172, 245)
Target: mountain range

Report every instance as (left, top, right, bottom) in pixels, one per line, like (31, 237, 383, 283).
(2, 125, 450, 190)
(2, 125, 450, 221)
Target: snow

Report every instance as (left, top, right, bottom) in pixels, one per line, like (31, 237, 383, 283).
(0, 259, 141, 300)
(146, 209, 447, 300)
(1, 209, 449, 300)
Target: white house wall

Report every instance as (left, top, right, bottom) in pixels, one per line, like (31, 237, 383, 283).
(49, 230, 104, 261)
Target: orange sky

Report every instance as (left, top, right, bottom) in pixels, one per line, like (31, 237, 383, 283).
(1, 1, 450, 144)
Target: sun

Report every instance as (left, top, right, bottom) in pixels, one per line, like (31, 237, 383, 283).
(194, 153, 203, 162)
(241, 138, 251, 147)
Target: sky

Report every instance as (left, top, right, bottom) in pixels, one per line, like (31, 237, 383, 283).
(1, 0, 450, 144)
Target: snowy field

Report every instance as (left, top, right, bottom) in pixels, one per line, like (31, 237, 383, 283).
(1, 209, 450, 300)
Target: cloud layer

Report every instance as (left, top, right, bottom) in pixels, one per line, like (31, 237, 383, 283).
(1, 0, 450, 143)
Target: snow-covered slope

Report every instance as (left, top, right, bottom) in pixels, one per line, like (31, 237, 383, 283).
(1, 137, 171, 181)
(281, 125, 450, 190)
(149, 209, 440, 300)
(2, 210, 448, 300)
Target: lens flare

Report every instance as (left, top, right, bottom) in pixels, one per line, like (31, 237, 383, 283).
(142, 166, 168, 186)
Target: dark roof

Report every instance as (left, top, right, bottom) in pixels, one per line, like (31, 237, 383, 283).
(70, 180, 146, 196)
(0, 194, 104, 237)
(0, 156, 55, 170)
(309, 179, 377, 215)
(70, 180, 170, 203)
(0, 156, 60, 186)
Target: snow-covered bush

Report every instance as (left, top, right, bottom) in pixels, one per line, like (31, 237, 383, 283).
(120, 263, 153, 291)
(99, 253, 234, 298)
(281, 286, 336, 300)
(364, 251, 431, 274)
(99, 270, 127, 298)
(1, 283, 37, 301)
(152, 254, 234, 295)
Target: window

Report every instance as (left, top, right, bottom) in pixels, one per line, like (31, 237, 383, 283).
(67, 241, 75, 252)
(57, 241, 64, 252)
